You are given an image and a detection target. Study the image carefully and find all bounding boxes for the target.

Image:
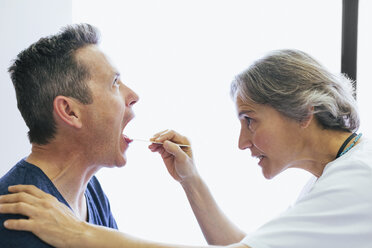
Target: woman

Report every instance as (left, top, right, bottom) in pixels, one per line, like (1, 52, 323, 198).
(0, 49, 371, 248)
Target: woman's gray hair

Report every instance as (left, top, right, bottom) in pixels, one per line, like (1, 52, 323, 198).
(231, 49, 359, 132)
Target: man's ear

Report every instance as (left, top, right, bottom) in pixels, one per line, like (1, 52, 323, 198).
(53, 96, 82, 129)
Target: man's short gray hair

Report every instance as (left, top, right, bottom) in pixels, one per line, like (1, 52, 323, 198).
(9, 23, 100, 145)
(231, 49, 359, 132)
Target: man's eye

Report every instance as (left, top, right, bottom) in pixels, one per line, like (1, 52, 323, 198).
(113, 78, 120, 87)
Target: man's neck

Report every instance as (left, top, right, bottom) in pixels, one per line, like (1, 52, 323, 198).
(26, 144, 100, 221)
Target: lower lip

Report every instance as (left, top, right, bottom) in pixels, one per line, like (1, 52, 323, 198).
(258, 157, 265, 166)
(122, 134, 133, 144)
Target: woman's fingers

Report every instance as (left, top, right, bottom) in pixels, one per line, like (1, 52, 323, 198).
(148, 143, 163, 152)
(149, 139, 190, 161)
(0, 187, 82, 248)
(152, 129, 190, 146)
(151, 129, 169, 138)
(151, 130, 192, 158)
(0, 201, 38, 218)
(149, 129, 196, 182)
(7, 185, 51, 200)
(0, 191, 40, 206)
(3, 218, 34, 232)
(163, 141, 187, 160)
(0, 186, 62, 225)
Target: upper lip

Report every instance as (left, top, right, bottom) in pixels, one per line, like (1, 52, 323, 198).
(251, 151, 265, 159)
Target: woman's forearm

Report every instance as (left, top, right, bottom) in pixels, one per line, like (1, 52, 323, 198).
(181, 176, 246, 246)
(78, 223, 234, 248)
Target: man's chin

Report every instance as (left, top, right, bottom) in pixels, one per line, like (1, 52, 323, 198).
(115, 155, 127, 167)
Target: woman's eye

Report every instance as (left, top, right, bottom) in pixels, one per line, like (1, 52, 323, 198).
(244, 116, 254, 129)
(245, 116, 251, 126)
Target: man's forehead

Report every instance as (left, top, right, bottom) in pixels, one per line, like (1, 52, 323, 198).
(76, 45, 117, 76)
(75, 44, 99, 58)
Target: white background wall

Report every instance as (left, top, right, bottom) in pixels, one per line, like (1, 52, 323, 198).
(0, 0, 371, 246)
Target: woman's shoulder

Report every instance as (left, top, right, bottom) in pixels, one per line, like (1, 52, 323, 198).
(316, 137, 372, 192)
(325, 137, 372, 172)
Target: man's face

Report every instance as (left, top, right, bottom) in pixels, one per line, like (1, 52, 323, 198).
(76, 45, 138, 167)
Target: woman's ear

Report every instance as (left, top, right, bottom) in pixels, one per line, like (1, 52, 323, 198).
(300, 107, 314, 129)
(53, 96, 82, 129)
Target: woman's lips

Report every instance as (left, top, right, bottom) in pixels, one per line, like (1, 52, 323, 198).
(258, 156, 265, 166)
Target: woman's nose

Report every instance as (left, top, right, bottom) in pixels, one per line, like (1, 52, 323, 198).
(238, 127, 253, 150)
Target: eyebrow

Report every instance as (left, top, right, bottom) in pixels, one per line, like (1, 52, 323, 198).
(238, 110, 254, 118)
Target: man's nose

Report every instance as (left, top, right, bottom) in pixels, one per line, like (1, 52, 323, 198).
(238, 127, 253, 150)
(122, 85, 139, 107)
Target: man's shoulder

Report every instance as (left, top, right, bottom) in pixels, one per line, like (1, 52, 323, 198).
(85, 176, 110, 210)
(0, 158, 51, 194)
(0, 160, 60, 247)
(0, 160, 53, 247)
(0, 225, 54, 248)
(85, 176, 118, 229)
(0, 208, 53, 247)
(0, 159, 28, 194)
(1, 158, 53, 184)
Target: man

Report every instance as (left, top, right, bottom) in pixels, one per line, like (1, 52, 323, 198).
(0, 23, 139, 247)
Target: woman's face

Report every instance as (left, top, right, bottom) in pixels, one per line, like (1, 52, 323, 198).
(235, 95, 304, 179)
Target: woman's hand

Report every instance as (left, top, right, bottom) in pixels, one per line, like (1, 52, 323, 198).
(149, 129, 198, 183)
(0, 185, 86, 248)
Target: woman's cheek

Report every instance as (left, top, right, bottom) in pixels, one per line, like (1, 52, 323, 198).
(254, 131, 272, 152)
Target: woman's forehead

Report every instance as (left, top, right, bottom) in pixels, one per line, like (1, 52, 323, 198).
(235, 95, 280, 119)
(235, 95, 256, 108)
(235, 95, 260, 115)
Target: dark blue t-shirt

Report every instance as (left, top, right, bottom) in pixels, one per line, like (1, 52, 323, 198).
(0, 159, 118, 248)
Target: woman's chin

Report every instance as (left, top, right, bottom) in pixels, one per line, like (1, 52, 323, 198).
(261, 167, 276, 180)
(262, 172, 274, 180)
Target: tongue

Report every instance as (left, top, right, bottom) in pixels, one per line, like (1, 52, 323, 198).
(123, 134, 133, 144)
